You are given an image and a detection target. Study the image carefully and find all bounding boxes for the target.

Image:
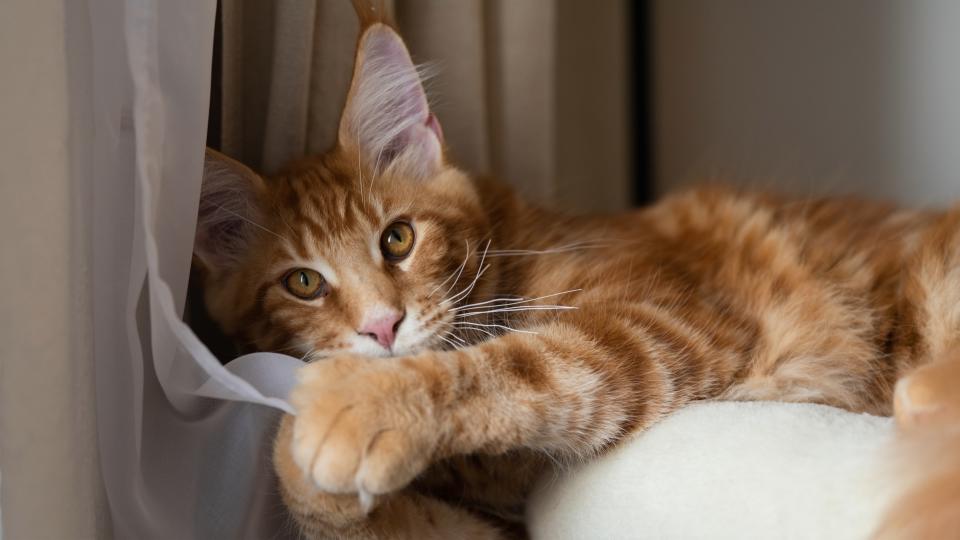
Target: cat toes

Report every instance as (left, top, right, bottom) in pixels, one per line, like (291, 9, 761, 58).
(299, 403, 366, 492)
(289, 357, 437, 496)
(356, 428, 430, 495)
(894, 358, 960, 429)
(894, 374, 940, 429)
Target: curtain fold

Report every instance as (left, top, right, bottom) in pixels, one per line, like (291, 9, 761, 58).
(91, 0, 303, 537)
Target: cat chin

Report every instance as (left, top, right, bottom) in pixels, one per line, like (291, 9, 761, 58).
(294, 340, 433, 362)
(386, 342, 430, 358)
(345, 342, 428, 359)
(390, 329, 447, 356)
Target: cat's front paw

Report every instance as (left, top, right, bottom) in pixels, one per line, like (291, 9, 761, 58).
(288, 354, 441, 497)
(894, 355, 960, 429)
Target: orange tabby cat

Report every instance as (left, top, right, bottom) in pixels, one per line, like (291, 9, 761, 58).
(193, 14, 960, 540)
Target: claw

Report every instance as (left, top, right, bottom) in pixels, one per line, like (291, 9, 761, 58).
(358, 487, 375, 514)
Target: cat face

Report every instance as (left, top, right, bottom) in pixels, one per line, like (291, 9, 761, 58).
(194, 25, 490, 359)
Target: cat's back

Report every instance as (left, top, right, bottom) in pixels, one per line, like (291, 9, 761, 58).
(491, 183, 933, 315)
(640, 185, 934, 288)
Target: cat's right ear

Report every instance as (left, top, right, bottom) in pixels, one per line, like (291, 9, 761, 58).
(337, 23, 444, 181)
(194, 148, 267, 273)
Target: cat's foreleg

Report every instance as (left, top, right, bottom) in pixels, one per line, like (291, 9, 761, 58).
(274, 415, 510, 539)
(281, 307, 709, 503)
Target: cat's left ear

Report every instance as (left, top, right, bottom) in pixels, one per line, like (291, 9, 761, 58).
(193, 149, 267, 274)
(338, 23, 444, 181)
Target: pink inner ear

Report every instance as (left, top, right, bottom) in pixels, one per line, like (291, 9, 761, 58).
(364, 27, 417, 76)
(362, 26, 430, 122)
(342, 24, 443, 177)
(426, 113, 444, 144)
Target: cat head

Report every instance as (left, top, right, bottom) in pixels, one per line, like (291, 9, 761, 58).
(194, 24, 492, 359)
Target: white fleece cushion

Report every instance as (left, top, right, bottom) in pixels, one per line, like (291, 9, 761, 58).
(527, 401, 897, 540)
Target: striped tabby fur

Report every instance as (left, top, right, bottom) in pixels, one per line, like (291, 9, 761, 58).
(193, 16, 960, 540)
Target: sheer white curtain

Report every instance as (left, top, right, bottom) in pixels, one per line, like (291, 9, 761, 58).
(3, 0, 301, 537)
(92, 1, 304, 537)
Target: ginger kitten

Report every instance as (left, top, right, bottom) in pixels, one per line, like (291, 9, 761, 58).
(193, 16, 960, 540)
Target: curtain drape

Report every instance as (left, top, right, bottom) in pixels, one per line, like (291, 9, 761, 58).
(0, 1, 107, 537)
(216, 0, 632, 212)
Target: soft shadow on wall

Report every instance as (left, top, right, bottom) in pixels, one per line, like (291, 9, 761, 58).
(652, 0, 960, 206)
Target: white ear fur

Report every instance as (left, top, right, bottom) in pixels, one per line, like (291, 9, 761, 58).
(194, 149, 266, 271)
(338, 24, 443, 180)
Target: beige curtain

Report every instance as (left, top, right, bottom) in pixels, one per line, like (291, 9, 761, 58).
(1, 1, 108, 538)
(217, 0, 631, 213)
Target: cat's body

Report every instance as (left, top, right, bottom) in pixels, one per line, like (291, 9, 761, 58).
(194, 15, 960, 540)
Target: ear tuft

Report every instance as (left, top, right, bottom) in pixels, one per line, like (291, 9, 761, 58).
(194, 149, 266, 272)
(339, 24, 443, 180)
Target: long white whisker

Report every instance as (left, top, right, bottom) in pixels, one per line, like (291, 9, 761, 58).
(370, 145, 382, 197)
(428, 240, 470, 298)
(449, 334, 468, 346)
(303, 347, 323, 363)
(436, 333, 461, 350)
(269, 201, 301, 241)
(450, 289, 582, 313)
(453, 321, 539, 336)
(455, 305, 578, 318)
(443, 263, 490, 307)
(486, 241, 611, 257)
(269, 341, 307, 354)
(440, 320, 493, 341)
(449, 323, 497, 339)
(357, 132, 366, 208)
(213, 204, 285, 240)
(442, 239, 491, 306)
(437, 326, 467, 345)
(450, 295, 527, 311)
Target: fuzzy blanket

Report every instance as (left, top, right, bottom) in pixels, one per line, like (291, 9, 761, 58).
(527, 401, 897, 540)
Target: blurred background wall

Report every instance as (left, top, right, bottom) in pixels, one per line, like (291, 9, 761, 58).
(211, 1, 960, 214)
(211, 0, 632, 213)
(652, 0, 960, 206)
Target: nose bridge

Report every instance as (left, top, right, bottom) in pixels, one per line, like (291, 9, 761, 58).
(341, 263, 402, 325)
(344, 264, 405, 350)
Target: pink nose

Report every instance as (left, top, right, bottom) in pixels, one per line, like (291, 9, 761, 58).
(358, 310, 404, 349)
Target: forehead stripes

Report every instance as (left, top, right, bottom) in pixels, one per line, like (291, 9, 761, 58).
(271, 162, 385, 252)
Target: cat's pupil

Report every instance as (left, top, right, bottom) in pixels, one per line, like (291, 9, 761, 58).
(389, 230, 402, 243)
(299, 272, 309, 287)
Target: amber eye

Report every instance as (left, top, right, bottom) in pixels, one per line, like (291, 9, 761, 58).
(282, 268, 327, 299)
(380, 221, 415, 261)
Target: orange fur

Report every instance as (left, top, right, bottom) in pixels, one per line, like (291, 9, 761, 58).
(876, 353, 960, 539)
(193, 17, 960, 540)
